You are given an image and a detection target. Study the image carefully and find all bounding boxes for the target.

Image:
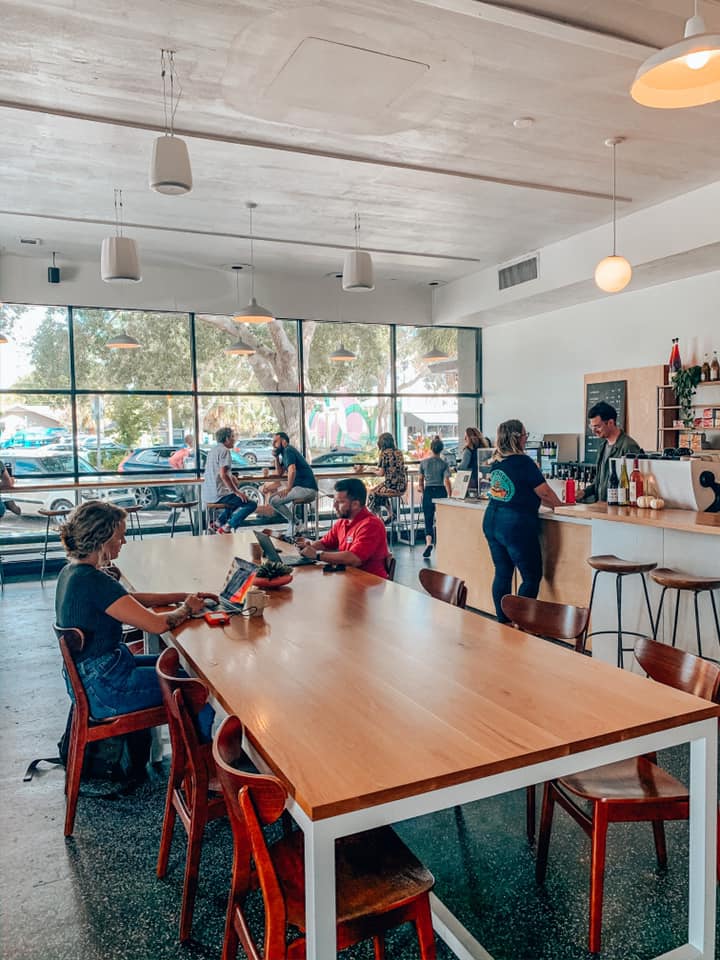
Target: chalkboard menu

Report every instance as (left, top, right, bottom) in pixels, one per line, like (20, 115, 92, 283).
(584, 379, 627, 461)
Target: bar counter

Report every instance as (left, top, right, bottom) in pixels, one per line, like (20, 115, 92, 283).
(555, 502, 720, 536)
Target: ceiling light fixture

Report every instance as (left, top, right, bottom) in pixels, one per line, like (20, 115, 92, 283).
(101, 189, 142, 283)
(106, 333, 142, 349)
(329, 343, 357, 362)
(342, 212, 374, 291)
(594, 138, 632, 294)
(631, 0, 720, 108)
(0, 332, 8, 345)
(233, 202, 274, 323)
(225, 336, 256, 356)
(149, 49, 193, 194)
(47, 251, 60, 284)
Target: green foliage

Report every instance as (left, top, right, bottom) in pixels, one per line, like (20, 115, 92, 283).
(671, 366, 702, 427)
(255, 559, 292, 579)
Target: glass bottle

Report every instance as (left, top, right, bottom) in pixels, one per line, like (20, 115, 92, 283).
(618, 459, 630, 506)
(607, 460, 619, 505)
(711, 350, 720, 382)
(629, 458, 643, 506)
(701, 353, 711, 382)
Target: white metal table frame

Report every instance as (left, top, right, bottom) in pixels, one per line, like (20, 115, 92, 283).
(244, 716, 717, 960)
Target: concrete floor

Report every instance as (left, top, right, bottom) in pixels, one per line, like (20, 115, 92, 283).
(0, 541, 714, 960)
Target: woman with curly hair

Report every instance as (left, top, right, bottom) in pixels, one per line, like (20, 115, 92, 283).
(482, 420, 561, 623)
(367, 432, 407, 520)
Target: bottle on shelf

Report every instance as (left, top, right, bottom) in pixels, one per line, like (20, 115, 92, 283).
(565, 470, 576, 505)
(618, 458, 629, 506)
(669, 338, 682, 373)
(629, 458, 643, 506)
(701, 354, 711, 382)
(711, 350, 720, 382)
(607, 460, 619, 506)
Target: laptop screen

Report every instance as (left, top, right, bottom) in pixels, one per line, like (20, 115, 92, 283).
(220, 557, 258, 611)
(254, 530, 281, 563)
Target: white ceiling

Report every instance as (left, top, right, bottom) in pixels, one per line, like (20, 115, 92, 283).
(1, 0, 719, 285)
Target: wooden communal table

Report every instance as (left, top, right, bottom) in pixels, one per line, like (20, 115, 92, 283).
(120, 532, 719, 960)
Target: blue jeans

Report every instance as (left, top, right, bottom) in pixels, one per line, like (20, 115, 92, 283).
(217, 494, 257, 529)
(69, 645, 214, 741)
(482, 505, 542, 623)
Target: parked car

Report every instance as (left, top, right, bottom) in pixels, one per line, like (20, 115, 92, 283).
(1, 450, 134, 516)
(234, 436, 275, 466)
(311, 448, 367, 470)
(1, 428, 68, 448)
(118, 445, 259, 509)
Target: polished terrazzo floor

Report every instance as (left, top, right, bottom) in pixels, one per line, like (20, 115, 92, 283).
(0, 541, 715, 960)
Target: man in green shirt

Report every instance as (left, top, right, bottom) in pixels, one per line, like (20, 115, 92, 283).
(579, 401, 642, 503)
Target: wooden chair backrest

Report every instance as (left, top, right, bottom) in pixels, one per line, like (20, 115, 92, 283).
(155, 647, 210, 784)
(635, 636, 720, 703)
(418, 568, 468, 608)
(213, 716, 289, 960)
(385, 553, 396, 581)
(500, 595, 589, 645)
(55, 626, 90, 723)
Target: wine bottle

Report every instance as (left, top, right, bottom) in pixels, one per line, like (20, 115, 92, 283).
(565, 473, 576, 505)
(711, 350, 720, 382)
(701, 354, 711, 382)
(671, 338, 682, 373)
(618, 459, 630, 506)
(607, 460, 619, 505)
(629, 458, 643, 506)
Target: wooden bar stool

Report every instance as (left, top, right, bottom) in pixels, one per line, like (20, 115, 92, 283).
(385, 490, 409, 544)
(583, 555, 657, 668)
(293, 490, 318, 538)
(159, 500, 198, 538)
(203, 501, 225, 534)
(38, 507, 71, 584)
(650, 567, 720, 660)
(123, 504, 144, 541)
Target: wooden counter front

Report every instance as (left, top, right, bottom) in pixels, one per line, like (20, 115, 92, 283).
(554, 503, 720, 537)
(435, 500, 592, 615)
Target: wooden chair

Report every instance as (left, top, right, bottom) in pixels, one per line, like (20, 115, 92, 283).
(536, 636, 720, 954)
(155, 647, 227, 942)
(385, 552, 396, 581)
(55, 627, 167, 837)
(419, 568, 467, 608)
(500, 595, 590, 844)
(212, 715, 437, 960)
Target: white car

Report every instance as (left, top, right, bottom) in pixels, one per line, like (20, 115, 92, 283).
(1, 449, 134, 516)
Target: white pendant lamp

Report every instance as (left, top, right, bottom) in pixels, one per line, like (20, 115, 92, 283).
(150, 50, 192, 194)
(631, 1, 720, 108)
(101, 189, 142, 283)
(234, 203, 273, 323)
(594, 138, 632, 294)
(329, 343, 357, 362)
(342, 212, 374, 291)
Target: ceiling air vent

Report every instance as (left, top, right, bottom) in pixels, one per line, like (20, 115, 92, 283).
(498, 255, 538, 291)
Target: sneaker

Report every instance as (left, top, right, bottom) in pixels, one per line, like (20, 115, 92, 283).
(217, 524, 232, 535)
(422, 544, 433, 559)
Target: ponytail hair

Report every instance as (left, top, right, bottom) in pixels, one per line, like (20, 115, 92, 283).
(493, 419, 527, 460)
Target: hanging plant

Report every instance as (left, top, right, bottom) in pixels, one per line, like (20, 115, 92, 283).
(671, 365, 701, 428)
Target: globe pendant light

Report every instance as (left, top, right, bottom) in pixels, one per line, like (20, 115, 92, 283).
(226, 268, 257, 355)
(594, 138, 632, 294)
(234, 203, 273, 323)
(631, 1, 720, 108)
(329, 343, 357, 362)
(149, 50, 193, 194)
(342, 212, 374, 291)
(101, 189, 142, 283)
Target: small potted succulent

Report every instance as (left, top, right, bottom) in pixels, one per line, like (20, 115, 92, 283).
(253, 559, 293, 589)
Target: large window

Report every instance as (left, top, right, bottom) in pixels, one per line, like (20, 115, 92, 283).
(0, 305, 481, 538)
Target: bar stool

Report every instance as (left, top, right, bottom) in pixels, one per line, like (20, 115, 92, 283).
(384, 490, 409, 544)
(650, 568, 720, 661)
(123, 504, 144, 541)
(293, 490, 318, 538)
(583, 555, 657, 668)
(38, 507, 71, 584)
(204, 501, 225, 534)
(160, 499, 198, 538)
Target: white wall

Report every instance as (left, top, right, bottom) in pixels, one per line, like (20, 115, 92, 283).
(481, 269, 720, 440)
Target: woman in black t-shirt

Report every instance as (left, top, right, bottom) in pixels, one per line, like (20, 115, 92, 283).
(482, 420, 562, 623)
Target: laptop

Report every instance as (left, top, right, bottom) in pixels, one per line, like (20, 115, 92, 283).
(254, 530, 316, 566)
(218, 557, 259, 612)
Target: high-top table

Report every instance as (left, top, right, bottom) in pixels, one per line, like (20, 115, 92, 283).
(119, 532, 719, 960)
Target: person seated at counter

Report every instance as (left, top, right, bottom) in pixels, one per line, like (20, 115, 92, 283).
(266, 431, 318, 539)
(298, 477, 389, 579)
(579, 401, 642, 503)
(483, 420, 563, 624)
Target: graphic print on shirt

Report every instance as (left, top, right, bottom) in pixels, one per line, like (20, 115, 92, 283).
(488, 469, 515, 502)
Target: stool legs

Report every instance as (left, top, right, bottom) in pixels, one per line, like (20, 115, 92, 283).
(169, 509, 178, 539)
(40, 513, 51, 585)
(654, 587, 720, 659)
(586, 570, 654, 668)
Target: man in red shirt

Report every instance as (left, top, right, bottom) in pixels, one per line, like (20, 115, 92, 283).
(297, 477, 389, 579)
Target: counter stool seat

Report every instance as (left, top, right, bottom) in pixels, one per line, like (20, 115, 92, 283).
(123, 504, 144, 541)
(584, 555, 657, 668)
(587, 555, 657, 576)
(204, 501, 225, 534)
(651, 567, 720, 660)
(38, 507, 72, 584)
(159, 500, 198, 538)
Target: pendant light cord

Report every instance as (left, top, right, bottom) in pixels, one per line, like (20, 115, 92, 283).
(160, 49, 182, 137)
(611, 142, 617, 257)
(249, 205, 255, 300)
(114, 188, 124, 238)
(354, 212, 360, 250)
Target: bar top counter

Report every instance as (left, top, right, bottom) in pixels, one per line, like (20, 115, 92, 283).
(554, 503, 720, 537)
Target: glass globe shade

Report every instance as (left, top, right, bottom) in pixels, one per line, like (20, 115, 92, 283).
(594, 255, 632, 293)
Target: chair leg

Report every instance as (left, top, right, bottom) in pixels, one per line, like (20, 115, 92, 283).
(651, 819, 668, 870)
(526, 784, 536, 845)
(588, 803, 609, 955)
(373, 934, 386, 960)
(169, 510, 177, 539)
(179, 811, 207, 942)
(414, 894, 437, 960)
(535, 783, 555, 884)
(156, 788, 178, 878)
(221, 898, 240, 960)
(64, 726, 86, 837)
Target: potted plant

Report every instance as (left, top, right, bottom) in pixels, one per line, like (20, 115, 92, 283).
(254, 559, 293, 589)
(671, 365, 702, 428)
